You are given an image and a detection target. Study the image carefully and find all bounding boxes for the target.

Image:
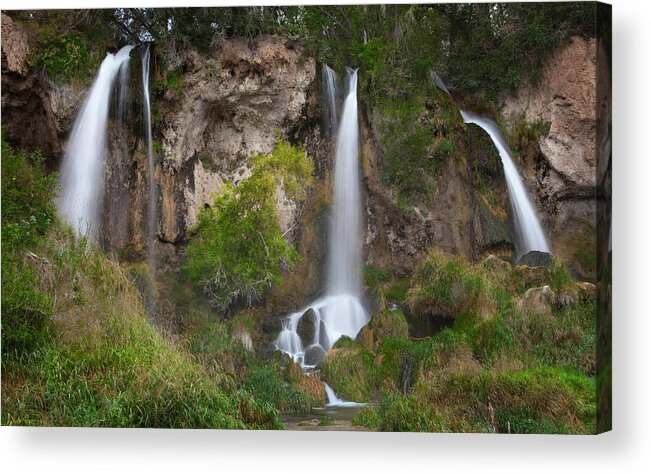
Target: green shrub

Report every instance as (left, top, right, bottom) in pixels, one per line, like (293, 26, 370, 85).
(1, 137, 57, 249)
(184, 139, 313, 312)
(407, 250, 496, 327)
(29, 32, 92, 83)
(243, 366, 315, 414)
(351, 405, 381, 430)
(321, 339, 374, 402)
(1, 138, 57, 358)
(377, 394, 442, 432)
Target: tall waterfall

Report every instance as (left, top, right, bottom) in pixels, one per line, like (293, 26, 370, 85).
(460, 111, 549, 258)
(58, 45, 134, 240)
(322, 65, 338, 136)
(328, 68, 362, 297)
(275, 68, 369, 368)
(141, 43, 158, 280)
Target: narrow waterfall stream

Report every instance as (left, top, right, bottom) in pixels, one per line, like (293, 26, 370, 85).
(141, 43, 159, 292)
(460, 111, 549, 258)
(275, 67, 369, 406)
(57, 45, 134, 240)
(322, 64, 338, 136)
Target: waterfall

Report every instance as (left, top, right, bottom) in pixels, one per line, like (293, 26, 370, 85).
(322, 65, 338, 136)
(57, 45, 134, 240)
(323, 382, 366, 408)
(141, 43, 158, 282)
(460, 110, 549, 258)
(275, 68, 369, 368)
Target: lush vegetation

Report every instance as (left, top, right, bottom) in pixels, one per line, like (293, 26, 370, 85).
(2, 6, 601, 433)
(183, 139, 313, 312)
(0, 138, 321, 428)
(341, 251, 596, 434)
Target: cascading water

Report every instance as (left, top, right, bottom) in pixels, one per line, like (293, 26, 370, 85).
(323, 382, 366, 408)
(460, 110, 549, 258)
(141, 43, 158, 283)
(57, 45, 134, 240)
(275, 68, 369, 371)
(322, 65, 338, 136)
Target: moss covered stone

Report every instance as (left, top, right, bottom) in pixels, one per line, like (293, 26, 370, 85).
(356, 309, 409, 352)
(320, 337, 374, 402)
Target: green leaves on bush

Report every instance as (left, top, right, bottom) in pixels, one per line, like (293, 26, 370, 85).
(29, 32, 92, 83)
(184, 139, 313, 312)
(1, 137, 57, 249)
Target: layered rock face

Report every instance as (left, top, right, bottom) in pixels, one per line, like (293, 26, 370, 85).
(2, 14, 601, 284)
(155, 36, 316, 244)
(1, 13, 84, 167)
(360, 104, 513, 276)
(501, 36, 606, 279)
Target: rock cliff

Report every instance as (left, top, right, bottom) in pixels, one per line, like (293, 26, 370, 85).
(501, 36, 607, 279)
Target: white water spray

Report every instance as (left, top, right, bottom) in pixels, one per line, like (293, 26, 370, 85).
(460, 110, 549, 258)
(141, 43, 158, 280)
(275, 68, 369, 369)
(57, 45, 134, 240)
(323, 382, 366, 408)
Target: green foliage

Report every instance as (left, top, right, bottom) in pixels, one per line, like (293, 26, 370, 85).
(407, 250, 496, 327)
(442, 2, 596, 100)
(1, 223, 281, 429)
(1, 137, 57, 249)
(376, 394, 442, 432)
(184, 139, 313, 312)
(157, 68, 184, 93)
(364, 266, 410, 303)
(351, 405, 381, 430)
(243, 366, 314, 415)
(321, 339, 375, 402)
(1, 137, 58, 358)
(29, 32, 92, 83)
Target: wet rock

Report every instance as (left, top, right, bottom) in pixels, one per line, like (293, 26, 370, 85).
(518, 251, 552, 268)
(297, 308, 317, 346)
(516, 285, 555, 317)
(318, 320, 331, 349)
(304, 344, 327, 366)
(365, 286, 386, 315)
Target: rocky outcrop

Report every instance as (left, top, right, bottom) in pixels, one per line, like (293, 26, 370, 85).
(501, 36, 607, 279)
(360, 101, 513, 274)
(156, 36, 316, 240)
(516, 285, 555, 317)
(1, 13, 84, 165)
(99, 36, 318, 269)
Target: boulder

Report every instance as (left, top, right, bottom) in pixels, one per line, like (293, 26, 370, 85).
(576, 281, 597, 302)
(516, 285, 555, 317)
(356, 309, 409, 352)
(517, 251, 552, 268)
(318, 320, 331, 349)
(515, 264, 550, 288)
(365, 286, 386, 315)
(296, 308, 317, 346)
(304, 344, 327, 366)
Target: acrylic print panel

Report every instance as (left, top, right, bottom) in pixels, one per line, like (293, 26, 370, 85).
(0, 2, 611, 434)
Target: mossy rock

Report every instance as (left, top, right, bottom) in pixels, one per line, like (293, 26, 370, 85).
(356, 309, 409, 352)
(514, 264, 550, 288)
(320, 338, 374, 402)
(407, 250, 498, 327)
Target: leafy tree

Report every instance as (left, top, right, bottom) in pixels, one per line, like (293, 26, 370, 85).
(184, 140, 313, 312)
